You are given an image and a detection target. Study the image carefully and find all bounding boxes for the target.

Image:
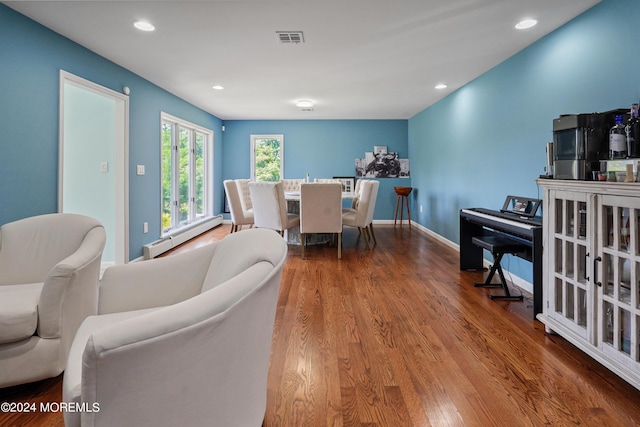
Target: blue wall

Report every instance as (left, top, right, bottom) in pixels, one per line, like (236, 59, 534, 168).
(0, 4, 223, 259)
(2, 0, 634, 277)
(222, 120, 409, 220)
(408, 0, 640, 281)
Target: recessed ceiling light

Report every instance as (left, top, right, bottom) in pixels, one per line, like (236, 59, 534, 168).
(295, 100, 314, 108)
(515, 19, 538, 30)
(435, 84, 448, 90)
(134, 21, 155, 32)
(212, 85, 224, 90)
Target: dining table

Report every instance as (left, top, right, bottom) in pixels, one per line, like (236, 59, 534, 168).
(284, 191, 356, 201)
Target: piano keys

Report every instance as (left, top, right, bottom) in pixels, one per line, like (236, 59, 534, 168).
(460, 205, 543, 318)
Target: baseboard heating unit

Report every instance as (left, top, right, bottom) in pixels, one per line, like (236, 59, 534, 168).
(143, 215, 223, 259)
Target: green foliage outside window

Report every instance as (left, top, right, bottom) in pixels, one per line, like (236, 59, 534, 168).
(194, 133, 205, 217)
(162, 121, 209, 233)
(178, 128, 190, 223)
(161, 123, 173, 231)
(255, 138, 281, 182)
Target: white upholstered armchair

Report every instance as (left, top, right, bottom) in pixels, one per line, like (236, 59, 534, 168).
(0, 213, 106, 388)
(62, 228, 288, 427)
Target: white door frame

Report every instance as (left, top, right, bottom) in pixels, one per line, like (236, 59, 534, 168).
(58, 70, 129, 264)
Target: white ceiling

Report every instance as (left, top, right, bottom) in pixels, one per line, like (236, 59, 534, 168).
(5, 0, 600, 120)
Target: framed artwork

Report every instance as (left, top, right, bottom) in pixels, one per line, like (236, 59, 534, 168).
(366, 152, 401, 178)
(333, 176, 355, 193)
(399, 159, 410, 177)
(355, 147, 410, 178)
(355, 158, 367, 178)
(373, 145, 387, 154)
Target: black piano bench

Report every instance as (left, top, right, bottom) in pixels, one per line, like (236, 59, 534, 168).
(471, 235, 525, 301)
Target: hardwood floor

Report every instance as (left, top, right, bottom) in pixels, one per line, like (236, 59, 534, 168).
(2, 224, 640, 426)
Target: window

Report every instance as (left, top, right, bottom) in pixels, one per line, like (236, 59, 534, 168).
(251, 134, 284, 182)
(161, 113, 213, 235)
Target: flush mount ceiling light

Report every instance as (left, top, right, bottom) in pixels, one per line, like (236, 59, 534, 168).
(134, 21, 155, 32)
(515, 19, 538, 30)
(435, 83, 448, 90)
(212, 85, 224, 90)
(295, 100, 314, 108)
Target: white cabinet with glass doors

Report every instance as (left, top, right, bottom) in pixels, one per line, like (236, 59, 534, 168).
(538, 179, 640, 390)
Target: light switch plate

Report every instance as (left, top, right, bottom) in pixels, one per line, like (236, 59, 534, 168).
(137, 165, 145, 175)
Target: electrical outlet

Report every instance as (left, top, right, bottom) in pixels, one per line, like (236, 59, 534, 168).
(100, 162, 109, 173)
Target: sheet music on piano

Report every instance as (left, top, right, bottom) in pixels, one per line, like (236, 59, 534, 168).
(459, 195, 544, 318)
(501, 195, 541, 219)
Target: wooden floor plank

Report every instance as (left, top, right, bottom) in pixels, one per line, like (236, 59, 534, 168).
(3, 224, 640, 427)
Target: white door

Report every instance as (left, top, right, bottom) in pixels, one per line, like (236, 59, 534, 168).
(597, 194, 640, 369)
(59, 71, 129, 265)
(546, 188, 593, 341)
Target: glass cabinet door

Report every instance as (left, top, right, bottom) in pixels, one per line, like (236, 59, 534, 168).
(548, 189, 593, 340)
(597, 194, 640, 369)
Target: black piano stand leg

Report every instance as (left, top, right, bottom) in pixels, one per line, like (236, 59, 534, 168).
(491, 252, 523, 301)
(474, 253, 503, 289)
(474, 252, 524, 301)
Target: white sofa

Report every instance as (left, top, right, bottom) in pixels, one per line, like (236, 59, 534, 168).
(62, 227, 288, 427)
(0, 213, 106, 388)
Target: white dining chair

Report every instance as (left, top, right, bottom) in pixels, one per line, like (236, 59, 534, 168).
(363, 180, 380, 245)
(351, 178, 366, 209)
(235, 179, 253, 212)
(249, 181, 300, 236)
(281, 178, 306, 192)
(313, 178, 341, 183)
(224, 180, 254, 233)
(342, 180, 379, 250)
(299, 182, 343, 259)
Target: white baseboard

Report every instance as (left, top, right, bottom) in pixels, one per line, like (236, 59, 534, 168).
(389, 220, 533, 295)
(143, 215, 223, 259)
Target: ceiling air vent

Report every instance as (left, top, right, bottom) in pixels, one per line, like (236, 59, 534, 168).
(277, 31, 304, 44)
